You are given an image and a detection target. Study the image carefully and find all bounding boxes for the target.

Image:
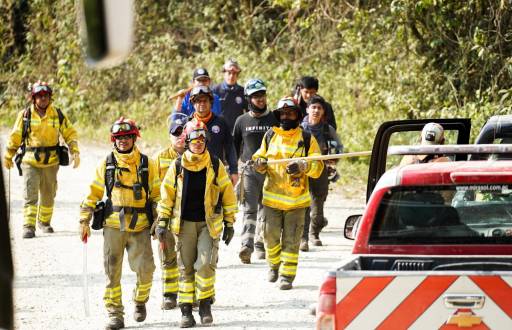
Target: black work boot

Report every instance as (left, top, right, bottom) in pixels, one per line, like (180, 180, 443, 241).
(134, 303, 146, 322)
(162, 293, 177, 310)
(239, 246, 252, 264)
(268, 269, 278, 283)
(199, 298, 213, 325)
(309, 233, 322, 246)
(254, 242, 266, 260)
(279, 276, 293, 290)
(38, 221, 54, 233)
(105, 316, 124, 330)
(299, 238, 309, 252)
(22, 226, 35, 239)
(179, 303, 196, 328)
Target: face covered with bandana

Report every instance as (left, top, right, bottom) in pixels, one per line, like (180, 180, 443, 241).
(279, 107, 300, 130)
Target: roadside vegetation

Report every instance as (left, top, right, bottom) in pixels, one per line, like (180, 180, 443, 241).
(1, 0, 511, 196)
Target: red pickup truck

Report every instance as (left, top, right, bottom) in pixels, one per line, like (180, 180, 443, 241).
(316, 119, 512, 330)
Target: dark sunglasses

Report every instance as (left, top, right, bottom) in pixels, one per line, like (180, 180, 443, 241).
(171, 126, 184, 137)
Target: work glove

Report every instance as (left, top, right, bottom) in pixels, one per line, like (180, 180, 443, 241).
(3, 155, 13, 169)
(156, 217, 169, 242)
(72, 153, 80, 169)
(286, 159, 308, 176)
(222, 221, 234, 246)
(251, 158, 267, 172)
(79, 221, 91, 242)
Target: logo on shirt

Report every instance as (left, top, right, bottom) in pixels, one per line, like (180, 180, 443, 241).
(236, 96, 243, 104)
(211, 125, 220, 134)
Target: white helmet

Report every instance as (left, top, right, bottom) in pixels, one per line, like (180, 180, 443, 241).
(421, 123, 444, 145)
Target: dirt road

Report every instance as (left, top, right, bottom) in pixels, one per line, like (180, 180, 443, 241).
(3, 141, 363, 329)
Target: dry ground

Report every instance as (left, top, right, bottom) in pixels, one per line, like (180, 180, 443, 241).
(2, 139, 364, 330)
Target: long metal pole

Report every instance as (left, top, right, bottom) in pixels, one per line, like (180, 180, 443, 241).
(266, 150, 371, 165)
(82, 237, 90, 317)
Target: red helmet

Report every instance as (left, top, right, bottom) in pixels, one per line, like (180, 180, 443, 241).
(184, 118, 208, 146)
(31, 81, 52, 97)
(110, 117, 140, 142)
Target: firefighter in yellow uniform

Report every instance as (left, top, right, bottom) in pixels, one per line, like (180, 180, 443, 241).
(252, 97, 323, 290)
(3, 81, 80, 238)
(79, 118, 159, 330)
(157, 118, 237, 328)
(153, 112, 188, 310)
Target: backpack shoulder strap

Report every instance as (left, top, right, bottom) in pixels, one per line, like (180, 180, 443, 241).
(21, 107, 31, 143)
(264, 128, 275, 149)
(209, 153, 220, 184)
(174, 156, 182, 188)
(105, 152, 117, 199)
(56, 108, 65, 126)
(139, 153, 150, 199)
(301, 130, 311, 156)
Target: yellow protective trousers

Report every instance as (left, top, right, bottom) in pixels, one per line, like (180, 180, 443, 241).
(22, 164, 58, 228)
(158, 231, 179, 297)
(176, 221, 219, 305)
(263, 206, 306, 282)
(103, 227, 155, 318)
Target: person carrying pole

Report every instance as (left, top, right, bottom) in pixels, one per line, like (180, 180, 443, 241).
(156, 118, 237, 328)
(252, 97, 323, 290)
(79, 117, 159, 330)
(3, 81, 80, 238)
(152, 112, 188, 310)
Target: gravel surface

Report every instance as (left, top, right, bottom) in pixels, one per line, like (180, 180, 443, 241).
(2, 140, 364, 330)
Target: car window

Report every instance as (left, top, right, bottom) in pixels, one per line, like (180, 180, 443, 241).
(370, 184, 512, 244)
(385, 129, 460, 170)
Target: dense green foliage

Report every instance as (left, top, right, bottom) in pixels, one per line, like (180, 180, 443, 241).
(1, 0, 511, 190)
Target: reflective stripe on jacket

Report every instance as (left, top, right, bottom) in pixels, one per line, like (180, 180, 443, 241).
(252, 126, 323, 210)
(158, 150, 237, 239)
(6, 104, 79, 167)
(80, 147, 160, 232)
(154, 147, 180, 182)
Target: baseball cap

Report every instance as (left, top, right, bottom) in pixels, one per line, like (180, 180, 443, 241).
(168, 112, 189, 134)
(223, 58, 241, 72)
(193, 68, 210, 80)
(421, 123, 444, 145)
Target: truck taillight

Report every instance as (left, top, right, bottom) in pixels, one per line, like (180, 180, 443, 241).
(316, 273, 336, 330)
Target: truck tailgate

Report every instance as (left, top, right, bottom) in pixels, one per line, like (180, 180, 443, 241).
(336, 271, 512, 329)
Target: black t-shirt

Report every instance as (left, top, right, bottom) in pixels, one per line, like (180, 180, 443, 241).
(298, 96, 337, 130)
(233, 112, 279, 162)
(181, 168, 206, 221)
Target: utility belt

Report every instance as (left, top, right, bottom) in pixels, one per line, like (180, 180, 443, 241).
(25, 145, 69, 166)
(92, 200, 151, 231)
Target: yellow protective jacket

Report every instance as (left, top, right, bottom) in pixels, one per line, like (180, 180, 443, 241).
(154, 146, 180, 182)
(252, 126, 324, 210)
(157, 150, 238, 239)
(80, 146, 161, 232)
(5, 104, 79, 167)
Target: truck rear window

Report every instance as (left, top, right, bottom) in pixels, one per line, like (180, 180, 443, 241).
(370, 184, 512, 244)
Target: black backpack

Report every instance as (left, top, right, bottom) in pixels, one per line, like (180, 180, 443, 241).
(91, 152, 152, 230)
(14, 107, 66, 175)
